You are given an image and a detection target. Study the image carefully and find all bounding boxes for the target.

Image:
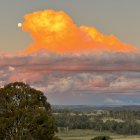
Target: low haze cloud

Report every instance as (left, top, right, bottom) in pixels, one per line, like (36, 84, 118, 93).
(0, 52, 140, 104)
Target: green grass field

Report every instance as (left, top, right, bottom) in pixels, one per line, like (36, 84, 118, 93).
(57, 129, 140, 140)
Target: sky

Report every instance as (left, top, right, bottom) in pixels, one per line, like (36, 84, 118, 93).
(0, 0, 140, 105)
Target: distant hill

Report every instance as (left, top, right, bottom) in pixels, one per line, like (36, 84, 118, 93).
(52, 105, 140, 112)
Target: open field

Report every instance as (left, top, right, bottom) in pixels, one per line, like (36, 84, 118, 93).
(57, 129, 140, 140)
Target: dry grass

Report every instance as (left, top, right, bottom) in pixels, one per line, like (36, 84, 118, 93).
(57, 129, 140, 140)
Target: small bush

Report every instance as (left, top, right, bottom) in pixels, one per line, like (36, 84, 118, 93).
(91, 136, 112, 140)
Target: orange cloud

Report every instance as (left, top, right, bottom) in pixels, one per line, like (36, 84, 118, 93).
(80, 26, 135, 52)
(22, 10, 136, 54)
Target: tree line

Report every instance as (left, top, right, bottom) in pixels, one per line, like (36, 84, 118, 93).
(54, 111, 140, 135)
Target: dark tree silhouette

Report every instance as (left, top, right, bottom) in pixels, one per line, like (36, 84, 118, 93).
(91, 136, 112, 140)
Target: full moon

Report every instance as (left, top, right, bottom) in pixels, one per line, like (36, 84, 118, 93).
(18, 23, 22, 28)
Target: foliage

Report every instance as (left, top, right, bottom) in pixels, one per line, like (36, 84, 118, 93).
(0, 82, 56, 140)
(53, 108, 140, 135)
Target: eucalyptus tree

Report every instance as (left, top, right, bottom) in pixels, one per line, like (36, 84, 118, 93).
(0, 82, 56, 140)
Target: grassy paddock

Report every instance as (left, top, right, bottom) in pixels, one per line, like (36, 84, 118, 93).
(56, 129, 140, 140)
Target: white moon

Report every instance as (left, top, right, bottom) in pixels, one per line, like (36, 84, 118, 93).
(18, 23, 22, 28)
